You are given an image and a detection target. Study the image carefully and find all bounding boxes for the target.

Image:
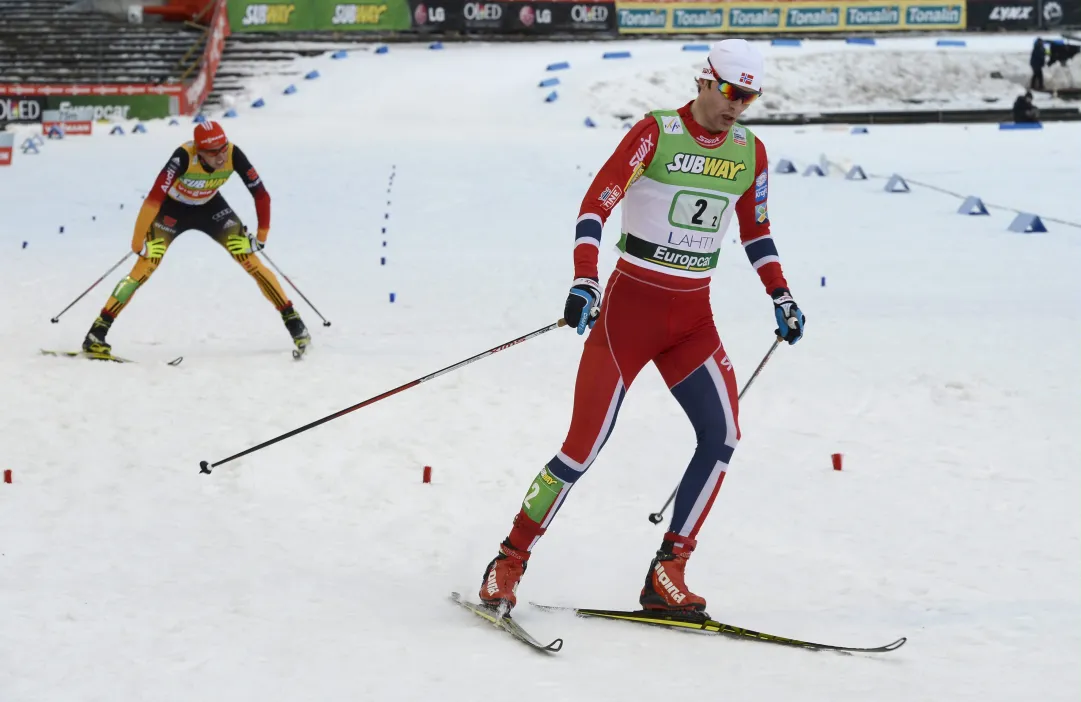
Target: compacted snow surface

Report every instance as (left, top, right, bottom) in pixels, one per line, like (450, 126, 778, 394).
(1, 38, 1078, 702)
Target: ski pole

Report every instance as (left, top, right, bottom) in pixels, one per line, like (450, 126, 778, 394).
(200, 319, 567, 474)
(648, 336, 783, 525)
(50, 251, 134, 323)
(259, 251, 332, 327)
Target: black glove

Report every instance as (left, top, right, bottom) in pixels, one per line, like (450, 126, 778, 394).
(771, 287, 805, 344)
(563, 277, 602, 335)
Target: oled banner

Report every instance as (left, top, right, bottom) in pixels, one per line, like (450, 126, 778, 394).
(407, 0, 616, 32)
(230, 0, 615, 33)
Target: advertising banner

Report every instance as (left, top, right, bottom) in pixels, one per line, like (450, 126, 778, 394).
(229, 1, 308, 30)
(0, 96, 45, 124)
(615, 0, 966, 33)
(41, 108, 94, 136)
(1057, 0, 1081, 26)
(317, 0, 413, 29)
(230, 0, 616, 32)
(45, 95, 175, 121)
(407, 0, 463, 30)
(965, 0, 1079, 31)
(0, 84, 184, 98)
(965, 0, 1039, 28)
(0, 131, 13, 166)
(0, 86, 181, 121)
(228, 0, 412, 31)
(445, 0, 617, 32)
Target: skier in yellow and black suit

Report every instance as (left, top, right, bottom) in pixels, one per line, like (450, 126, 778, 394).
(81, 120, 311, 355)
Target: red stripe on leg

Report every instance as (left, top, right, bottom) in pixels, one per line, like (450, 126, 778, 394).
(687, 471, 726, 540)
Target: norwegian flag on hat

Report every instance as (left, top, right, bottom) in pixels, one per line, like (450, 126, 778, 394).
(194, 120, 228, 150)
(707, 39, 765, 92)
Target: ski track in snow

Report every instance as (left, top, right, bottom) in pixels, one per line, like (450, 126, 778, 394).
(1, 37, 1079, 702)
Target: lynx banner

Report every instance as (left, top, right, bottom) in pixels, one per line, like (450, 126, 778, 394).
(966, 0, 1081, 29)
(228, 0, 412, 31)
(615, 0, 966, 33)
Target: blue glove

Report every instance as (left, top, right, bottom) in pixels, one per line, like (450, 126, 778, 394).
(564, 277, 602, 335)
(771, 287, 805, 344)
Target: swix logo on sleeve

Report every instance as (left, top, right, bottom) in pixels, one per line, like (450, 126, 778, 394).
(666, 153, 747, 180)
(625, 133, 654, 189)
(628, 133, 654, 169)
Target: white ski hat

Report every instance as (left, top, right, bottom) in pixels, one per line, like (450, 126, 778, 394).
(706, 39, 764, 93)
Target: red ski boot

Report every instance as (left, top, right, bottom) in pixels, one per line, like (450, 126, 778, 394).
(479, 539, 530, 613)
(639, 533, 708, 613)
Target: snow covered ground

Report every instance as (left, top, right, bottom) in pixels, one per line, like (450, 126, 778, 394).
(2, 40, 1080, 702)
(583, 34, 1081, 120)
(216, 34, 1081, 119)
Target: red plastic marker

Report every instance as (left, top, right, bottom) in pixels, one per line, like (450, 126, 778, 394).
(831, 453, 843, 471)
(422, 465, 432, 484)
(3, 469, 11, 483)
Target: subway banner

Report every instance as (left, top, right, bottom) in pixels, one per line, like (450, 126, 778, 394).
(615, 0, 966, 33)
(229, 0, 412, 31)
(229, 0, 616, 32)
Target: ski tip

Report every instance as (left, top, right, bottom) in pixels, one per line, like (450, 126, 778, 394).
(167, 356, 184, 366)
(883, 637, 907, 651)
(546, 638, 564, 652)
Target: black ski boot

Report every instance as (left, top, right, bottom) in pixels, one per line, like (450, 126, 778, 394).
(82, 314, 114, 354)
(281, 305, 311, 355)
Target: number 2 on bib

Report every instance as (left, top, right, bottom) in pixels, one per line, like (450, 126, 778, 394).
(668, 190, 729, 233)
